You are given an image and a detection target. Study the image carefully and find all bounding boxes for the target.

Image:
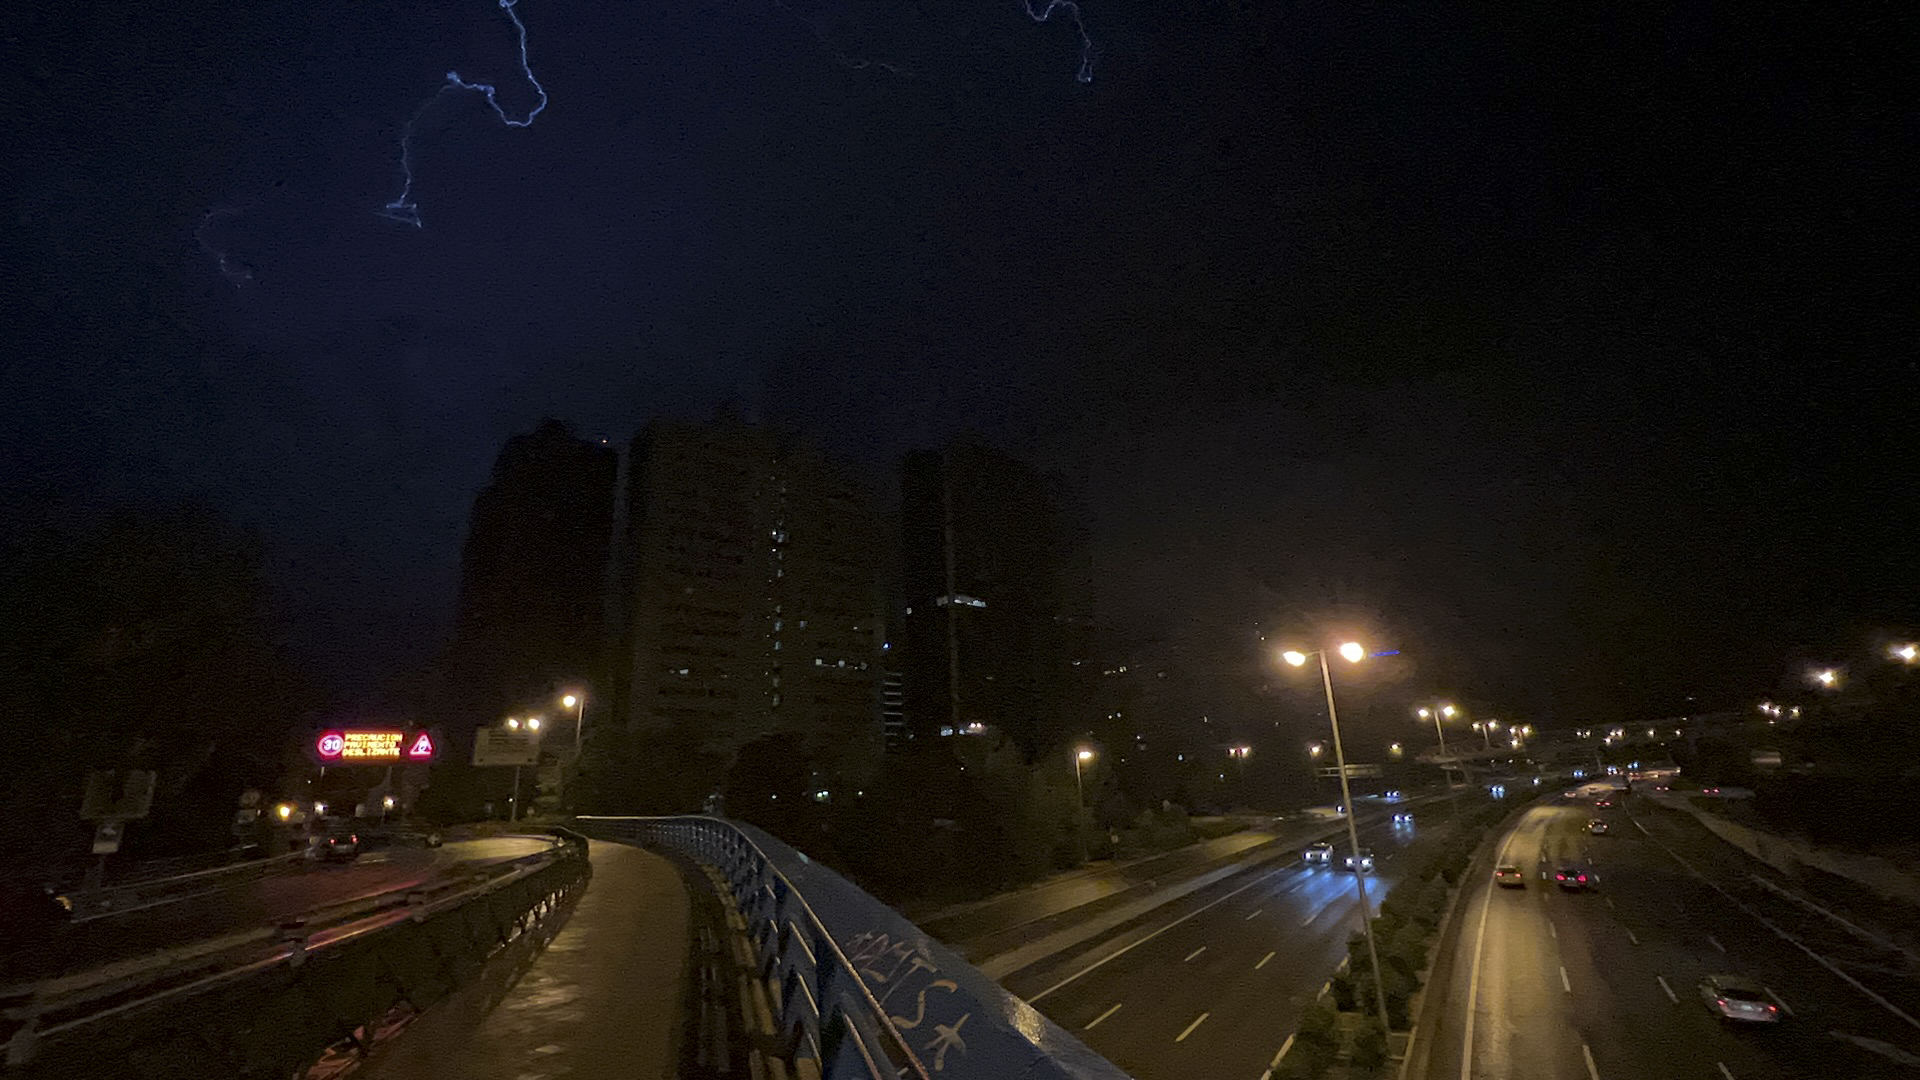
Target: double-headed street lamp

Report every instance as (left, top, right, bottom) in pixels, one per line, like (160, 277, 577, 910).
(1416, 703, 1460, 788)
(504, 716, 541, 822)
(1281, 641, 1391, 1030)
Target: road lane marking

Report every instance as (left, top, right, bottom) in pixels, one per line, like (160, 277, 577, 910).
(1084, 1003, 1122, 1030)
(1256, 951, 1275, 970)
(1582, 1042, 1601, 1080)
(1707, 934, 1726, 953)
(1461, 833, 1510, 1079)
(1644, 834, 1920, 1032)
(1656, 975, 1678, 1003)
(1185, 946, 1207, 962)
(1028, 862, 1293, 1002)
(1549, 921, 1557, 939)
(1717, 1063, 1734, 1080)
(1604, 896, 1615, 910)
(1245, 908, 1263, 920)
(1625, 928, 1640, 945)
(1271, 1033, 1294, 1066)
(1764, 986, 1792, 1015)
(1176, 1012, 1209, 1042)
(1560, 965, 1572, 993)
(1635, 819, 1650, 836)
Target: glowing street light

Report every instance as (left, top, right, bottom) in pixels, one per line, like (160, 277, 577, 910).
(1892, 644, 1917, 664)
(561, 691, 586, 754)
(1276, 641, 1389, 1029)
(1811, 668, 1839, 689)
(1073, 746, 1096, 804)
(1307, 741, 1324, 758)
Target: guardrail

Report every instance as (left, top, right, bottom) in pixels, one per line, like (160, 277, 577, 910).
(576, 815, 1131, 1080)
(1, 828, 591, 1078)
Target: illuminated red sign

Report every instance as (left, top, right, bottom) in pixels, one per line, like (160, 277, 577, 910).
(407, 732, 435, 759)
(315, 729, 405, 762)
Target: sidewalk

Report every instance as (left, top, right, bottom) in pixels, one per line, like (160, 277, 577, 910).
(361, 840, 691, 1080)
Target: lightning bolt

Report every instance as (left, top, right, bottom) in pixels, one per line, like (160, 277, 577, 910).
(378, 0, 550, 228)
(196, 206, 255, 287)
(1020, 0, 1097, 84)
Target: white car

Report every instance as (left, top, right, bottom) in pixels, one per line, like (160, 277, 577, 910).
(1303, 842, 1335, 865)
(1344, 848, 1376, 872)
(1699, 975, 1782, 1023)
(1393, 811, 1415, 825)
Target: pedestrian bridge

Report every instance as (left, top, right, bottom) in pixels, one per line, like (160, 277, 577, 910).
(575, 816, 1132, 1080)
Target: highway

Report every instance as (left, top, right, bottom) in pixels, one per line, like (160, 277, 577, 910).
(1002, 794, 1481, 1080)
(3, 835, 555, 983)
(1422, 787, 1920, 1080)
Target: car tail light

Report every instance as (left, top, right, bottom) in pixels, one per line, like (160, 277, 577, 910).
(1767, 1004, 1777, 1012)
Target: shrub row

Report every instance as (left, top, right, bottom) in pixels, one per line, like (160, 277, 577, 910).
(1334, 791, 1531, 1031)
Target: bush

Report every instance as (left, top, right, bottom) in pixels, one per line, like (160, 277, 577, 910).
(1328, 972, 1357, 1012)
(1295, 997, 1340, 1048)
(1352, 1015, 1390, 1070)
(1274, 1038, 1333, 1080)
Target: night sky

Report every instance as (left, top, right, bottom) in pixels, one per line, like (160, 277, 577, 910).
(9, 2, 1913, 727)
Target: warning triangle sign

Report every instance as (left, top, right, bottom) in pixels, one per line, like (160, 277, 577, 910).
(407, 732, 436, 759)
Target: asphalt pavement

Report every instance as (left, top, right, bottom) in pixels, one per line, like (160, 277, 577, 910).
(1001, 795, 1479, 1080)
(1421, 787, 1920, 1080)
(5, 835, 555, 982)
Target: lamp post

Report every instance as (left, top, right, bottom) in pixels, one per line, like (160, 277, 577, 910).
(1282, 642, 1391, 1030)
(561, 692, 586, 755)
(1416, 702, 1462, 792)
(505, 716, 542, 822)
(1074, 747, 1095, 805)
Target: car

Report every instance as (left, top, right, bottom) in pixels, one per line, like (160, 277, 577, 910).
(1384, 789, 1403, 801)
(1698, 975, 1782, 1023)
(1344, 848, 1376, 872)
(1554, 867, 1592, 890)
(1594, 798, 1615, 809)
(1588, 819, 1610, 835)
(311, 818, 362, 862)
(1393, 811, 1415, 825)
(1494, 864, 1527, 888)
(1303, 842, 1335, 865)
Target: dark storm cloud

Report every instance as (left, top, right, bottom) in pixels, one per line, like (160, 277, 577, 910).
(10, 0, 1911, 704)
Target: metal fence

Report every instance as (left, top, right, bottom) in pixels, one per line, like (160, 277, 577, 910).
(1, 829, 591, 1078)
(576, 815, 1133, 1080)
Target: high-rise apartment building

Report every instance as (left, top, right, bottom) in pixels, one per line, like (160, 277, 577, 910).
(623, 415, 884, 783)
(445, 418, 617, 730)
(899, 441, 1078, 761)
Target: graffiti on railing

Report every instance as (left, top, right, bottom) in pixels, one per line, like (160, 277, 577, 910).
(845, 930, 969, 1071)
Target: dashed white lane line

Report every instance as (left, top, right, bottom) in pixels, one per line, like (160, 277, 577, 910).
(1707, 934, 1726, 953)
(1717, 1062, 1735, 1080)
(1549, 921, 1557, 939)
(1256, 951, 1275, 970)
(1084, 1003, 1122, 1030)
(1560, 965, 1572, 993)
(1185, 946, 1207, 963)
(1176, 1012, 1209, 1042)
(1028, 862, 1295, 1002)
(1656, 975, 1678, 1003)
(1582, 1042, 1602, 1080)
(1245, 908, 1264, 920)
(1625, 928, 1640, 945)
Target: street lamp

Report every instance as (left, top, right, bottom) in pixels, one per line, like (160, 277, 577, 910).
(1811, 668, 1839, 689)
(561, 691, 586, 754)
(1416, 703, 1461, 791)
(504, 717, 542, 822)
(1073, 747, 1095, 804)
(1280, 642, 1391, 1030)
(1894, 644, 1918, 664)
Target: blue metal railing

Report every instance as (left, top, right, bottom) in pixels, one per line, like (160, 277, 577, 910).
(576, 815, 1134, 1080)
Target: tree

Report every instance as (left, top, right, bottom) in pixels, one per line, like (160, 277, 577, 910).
(0, 500, 311, 865)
